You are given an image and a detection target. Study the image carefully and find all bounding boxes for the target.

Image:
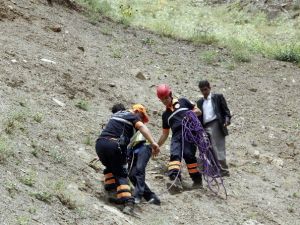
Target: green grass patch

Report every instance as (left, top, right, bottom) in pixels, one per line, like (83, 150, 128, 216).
(0, 137, 13, 163)
(33, 113, 43, 123)
(50, 149, 67, 164)
(31, 191, 52, 203)
(200, 50, 218, 65)
(83, 136, 93, 146)
(75, 100, 89, 111)
(4, 111, 28, 134)
(76, 0, 300, 64)
(20, 172, 36, 187)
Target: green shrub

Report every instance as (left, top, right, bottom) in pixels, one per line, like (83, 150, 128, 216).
(75, 100, 89, 111)
(33, 113, 43, 123)
(31, 191, 52, 203)
(273, 44, 300, 63)
(20, 172, 36, 187)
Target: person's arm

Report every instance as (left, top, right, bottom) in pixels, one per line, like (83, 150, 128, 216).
(157, 129, 170, 147)
(192, 106, 202, 116)
(138, 124, 160, 156)
(220, 94, 231, 126)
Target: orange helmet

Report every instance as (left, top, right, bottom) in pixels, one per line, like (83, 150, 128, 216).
(132, 104, 149, 123)
(156, 84, 171, 99)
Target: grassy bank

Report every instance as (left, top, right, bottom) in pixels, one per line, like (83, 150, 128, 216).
(76, 0, 300, 64)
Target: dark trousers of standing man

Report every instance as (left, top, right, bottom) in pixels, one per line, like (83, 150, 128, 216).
(128, 144, 158, 202)
(96, 138, 134, 204)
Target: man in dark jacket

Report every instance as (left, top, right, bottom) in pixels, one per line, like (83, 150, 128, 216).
(196, 80, 231, 177)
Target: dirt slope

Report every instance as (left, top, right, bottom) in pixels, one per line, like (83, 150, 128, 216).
(0, 0, 299, 225)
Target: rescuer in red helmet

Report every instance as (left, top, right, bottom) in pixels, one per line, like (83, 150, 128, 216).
(156, 84, 203, 192)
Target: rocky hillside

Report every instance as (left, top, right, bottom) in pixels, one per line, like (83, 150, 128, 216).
(0, 0, 299, 224)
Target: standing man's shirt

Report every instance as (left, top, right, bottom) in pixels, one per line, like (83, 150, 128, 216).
(202, 93, 217, 124)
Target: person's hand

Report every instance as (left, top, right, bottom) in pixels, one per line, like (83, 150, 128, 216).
(151, 142, 160, 157)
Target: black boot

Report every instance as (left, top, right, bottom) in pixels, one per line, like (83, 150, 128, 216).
(219, 160, 230, 177)
(122, 201, 134, 215)
(192, 175, 203, 189)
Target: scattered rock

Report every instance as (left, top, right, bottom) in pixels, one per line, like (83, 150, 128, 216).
(152, 110, 158, 115)
(49, 25, 62, 32)
(253, 150, 260, 159)
(41, 58, 56, 64)
(136, 71, 148, 80)
(108, 83, 116, 87)
(251, 140, 258, 147)
(242, 219, 264, 225)
(248, 88, 258, 92)
(273, 158, 284, 167)
(78, 46, 85, 52)
(52, 98, 65, 107)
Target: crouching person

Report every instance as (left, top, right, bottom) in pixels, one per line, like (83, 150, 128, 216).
(128, 105, 161, 205)
(95, 103, 160, 214)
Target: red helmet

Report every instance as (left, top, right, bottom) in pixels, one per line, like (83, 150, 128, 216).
(156, 84, 171, 99)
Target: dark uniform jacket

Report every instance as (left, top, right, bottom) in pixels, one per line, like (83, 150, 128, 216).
(196, 93, 231, 136)
(162, 98, 195, 136)
(100, 111, 141, 146)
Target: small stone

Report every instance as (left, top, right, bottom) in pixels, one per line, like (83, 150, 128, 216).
(251, 140, 257, 147)
(78, 46, 85, 52)
(41, 58, 56, 64)
(273, 158, 284, 167)
(253, 150, 260, 159)
(52, 98, 65, 107)
(50, 26, 62, 32)
(135, 71, 147, 80)
(108, 83, 116, 87)
(248, 88, 257, 92)
(11, 59, 17, 63)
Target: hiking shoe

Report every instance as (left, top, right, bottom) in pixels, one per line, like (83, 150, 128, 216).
(220, 170, 230, 177)
(166, 179, 183, 194)
(148, 196, 161, 206)
(192, 180, 203, 189)
(134, 197, 141, 204)
(122, 202, 134, 215)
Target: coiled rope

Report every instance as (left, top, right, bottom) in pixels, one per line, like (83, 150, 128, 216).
(182, 111, 227, 198)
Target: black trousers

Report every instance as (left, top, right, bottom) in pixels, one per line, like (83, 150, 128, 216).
(169, 132, 202, 181)
(95, 138, 133, 203)
(128, 145, 156, 201)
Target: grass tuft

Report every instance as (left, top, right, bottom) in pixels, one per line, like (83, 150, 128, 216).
(0, 137, 13, 163)
(75, 100, 89, 111)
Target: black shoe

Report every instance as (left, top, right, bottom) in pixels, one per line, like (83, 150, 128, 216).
(220, 170, 230, 177)
(148, 196, 161, 205)
(134, 197, 142, 204)
(192, 180, 203, 189)
(122, 201, 134, 215)
(167, 179, 183, 194)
